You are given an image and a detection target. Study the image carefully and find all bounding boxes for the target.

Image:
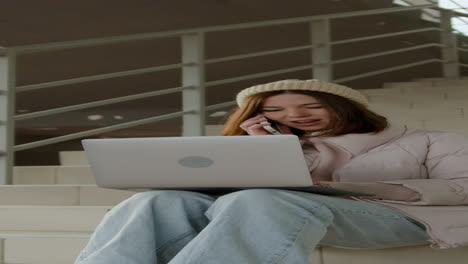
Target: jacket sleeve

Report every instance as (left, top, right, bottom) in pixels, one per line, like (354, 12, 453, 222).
(377, 131, 468, 205)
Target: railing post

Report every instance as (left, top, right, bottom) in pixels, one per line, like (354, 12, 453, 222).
(439, 9, 460, 78)
(0, 51, 16, 185)
(181, 32, 206, 136)
(0, 238, 4, 264)
(310, 18, 332, 81)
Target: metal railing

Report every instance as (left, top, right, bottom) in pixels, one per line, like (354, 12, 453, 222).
(1, 4, 467, 184)
(396, 0, 468, 35)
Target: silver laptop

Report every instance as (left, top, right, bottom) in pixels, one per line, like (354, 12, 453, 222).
(82, 135, 371, 196)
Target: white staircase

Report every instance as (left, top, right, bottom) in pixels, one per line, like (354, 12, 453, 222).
(2, 78, 468, 263)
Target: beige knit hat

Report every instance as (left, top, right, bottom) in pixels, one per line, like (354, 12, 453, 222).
(236, 79, 368, 107)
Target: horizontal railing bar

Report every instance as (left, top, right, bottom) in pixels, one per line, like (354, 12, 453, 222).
(452, 11, 468, 18)
(14, 85, 193, 121)
(16, 63, 192, 93)
(13, 110, 194, 151)
(331, 27, 440, 45)
(205, 64, 314, 87)
(11, 31, 201, 54)
(333, 59, 442, 83)
(203, 5, 438, 33)
(10, 5, 435, 54)
(458, 47, 468, 53)
(205, 101, 237, 112)
(460, 63, 468, 68)
(453, 11, 468, 19)
(432, 6, 468, 18)
(331, 43, 443, 64)
(205, 44, 317, 64)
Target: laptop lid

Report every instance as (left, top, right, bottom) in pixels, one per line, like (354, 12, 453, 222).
(82, 135, 313, 189)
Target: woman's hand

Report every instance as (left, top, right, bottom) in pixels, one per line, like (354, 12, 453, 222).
(239, 115, 292, 135)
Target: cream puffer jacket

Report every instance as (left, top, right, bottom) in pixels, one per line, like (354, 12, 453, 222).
(300, 125, 468, 249)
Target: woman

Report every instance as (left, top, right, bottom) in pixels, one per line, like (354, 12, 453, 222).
(75, 79, 468, 264)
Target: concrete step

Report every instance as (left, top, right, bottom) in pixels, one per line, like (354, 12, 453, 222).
(321, 246, 468, 264)
(413, 77, 468, 81)
(444, 91, 468, 100)
(386, 117, 468, 138)
(387, 119, 425, 129)
(13, 165, 94, 185)
(0, 205, 111, 232)
(360, 86, 468, 101)
(367, 94, 446, 104)
(411, 100, 468, 109)
(1, 232, 467, 264)
(402, 85, 468, 94)
(424, 117, 468, 136)
(383, 81, 435, 88)
(369, 106, 464, 120)
(0, 185, 138, 205)
(206, 124, 223, 136)
(1, 231, 90, 264)
(384, 80, 468, 88)
(0, 230, 91, 239)
(0, 206, 106, 263)
(359, 87, 404, 97)
(59, 151, 89, 166)
(368, 102, 466, 111)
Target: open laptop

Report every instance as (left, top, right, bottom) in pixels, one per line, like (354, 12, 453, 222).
(82, 135, 371, 196)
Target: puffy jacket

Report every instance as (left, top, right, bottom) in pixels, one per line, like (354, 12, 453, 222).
(300, 124, 468, 249)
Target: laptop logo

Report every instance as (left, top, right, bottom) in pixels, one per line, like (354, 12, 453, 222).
(178, 156, 214, 168)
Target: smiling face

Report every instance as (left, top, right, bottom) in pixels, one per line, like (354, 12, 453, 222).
(260, 92, 333, 132)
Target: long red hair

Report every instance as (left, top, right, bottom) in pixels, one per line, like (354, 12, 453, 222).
(221, 90, 388, 137)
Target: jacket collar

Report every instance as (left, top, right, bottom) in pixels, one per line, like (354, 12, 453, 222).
(304, 124, 408, 157)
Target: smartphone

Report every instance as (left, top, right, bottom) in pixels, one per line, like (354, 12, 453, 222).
(257, 114, 282, 135)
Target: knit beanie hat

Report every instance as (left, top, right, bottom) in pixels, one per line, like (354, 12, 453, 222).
(236, 79, 368, 107)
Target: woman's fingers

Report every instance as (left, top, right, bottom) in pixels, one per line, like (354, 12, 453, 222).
(240, 116, 265, 129)
(246, 124, 271, 135)
(240, 116, 271, 135)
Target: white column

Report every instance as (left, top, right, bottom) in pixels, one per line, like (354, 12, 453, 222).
(182, 32, 206, 136)
(0, 52, 16, 184)
(310, 18, 332, 81)
(440, 9, 460, 78)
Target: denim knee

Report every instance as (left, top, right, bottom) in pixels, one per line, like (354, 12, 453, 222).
(206, 189, 330, 220)
(214, 189, 285, 206)
(115, 190, 214, 215)
(130, 190, 212, 203)
(215, 189, 326, 208)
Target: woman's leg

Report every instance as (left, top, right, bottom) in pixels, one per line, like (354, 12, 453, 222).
(168, 189, 429, 264)
(75, 190, 215, 264)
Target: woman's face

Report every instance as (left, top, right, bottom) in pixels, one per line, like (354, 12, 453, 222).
(260, 93, 333, 132)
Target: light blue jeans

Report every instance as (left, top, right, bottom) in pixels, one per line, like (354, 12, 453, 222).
(75, 189, 430, 264)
